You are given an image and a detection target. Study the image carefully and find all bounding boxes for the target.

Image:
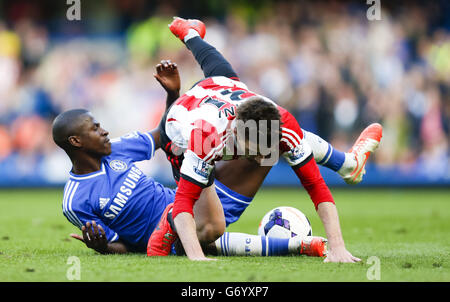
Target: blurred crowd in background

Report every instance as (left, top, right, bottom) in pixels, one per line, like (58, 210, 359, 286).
(0, 0, 448, 186)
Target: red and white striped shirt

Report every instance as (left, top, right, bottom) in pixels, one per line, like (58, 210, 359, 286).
(165, 76, 312, 185)
(166, 76, 331, 218)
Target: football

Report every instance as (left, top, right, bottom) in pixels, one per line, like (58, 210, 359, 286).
(258, 206, 312, 239)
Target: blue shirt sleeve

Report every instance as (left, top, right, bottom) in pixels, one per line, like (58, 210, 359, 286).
(109, 131, 155, 162)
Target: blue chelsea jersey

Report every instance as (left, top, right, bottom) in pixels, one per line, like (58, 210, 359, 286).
(62, 131, 175, 252)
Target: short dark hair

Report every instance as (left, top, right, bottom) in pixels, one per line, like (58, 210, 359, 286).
(236, 97, 282, 147)
(52, 109, 90, 151)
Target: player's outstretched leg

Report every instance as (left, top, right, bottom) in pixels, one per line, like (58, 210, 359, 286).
(169, 17, 239, 80)
(212, 232, 327, 257)
(303, 123, 383, 185)
(147, 203, 177, 256)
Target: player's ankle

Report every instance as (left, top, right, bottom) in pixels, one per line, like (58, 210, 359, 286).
(288, 236, 308, 254)
(337, 153, 357, 177)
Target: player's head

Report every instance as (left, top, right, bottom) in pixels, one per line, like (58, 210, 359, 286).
(235, 97, 281, 164)
(52, 109, 111, 157)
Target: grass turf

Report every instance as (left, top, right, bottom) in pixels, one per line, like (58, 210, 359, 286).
(0, 188, 449, 282)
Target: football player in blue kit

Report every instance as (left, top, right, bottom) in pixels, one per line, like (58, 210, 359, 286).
(57, 19, 381, 262)
(56, 60, 369, 261)
(54, 61, 326, 258)
(54, 109, 169, 253)
(55, 106, 326, 258)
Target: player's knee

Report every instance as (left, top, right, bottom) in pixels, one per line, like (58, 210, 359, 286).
(197, 219, 226, 243)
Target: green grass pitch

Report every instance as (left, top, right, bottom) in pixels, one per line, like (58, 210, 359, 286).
(0, 188, 448, 282)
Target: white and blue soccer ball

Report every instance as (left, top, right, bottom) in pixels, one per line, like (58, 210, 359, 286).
(258, 206, 312, 239)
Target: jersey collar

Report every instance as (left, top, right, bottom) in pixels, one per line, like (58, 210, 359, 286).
(69, 163, 106, 180)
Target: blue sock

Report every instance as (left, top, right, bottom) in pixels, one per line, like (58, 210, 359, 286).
(216, 232, 291, 256)
(263, 236, 290, 256)
(317, 144, 345, 171)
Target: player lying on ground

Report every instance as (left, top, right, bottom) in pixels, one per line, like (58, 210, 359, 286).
(73, 221, 326, 258)
(53, 109, 326, 257)
(147, 17, 382, 262)
(56, 59, 378, 261)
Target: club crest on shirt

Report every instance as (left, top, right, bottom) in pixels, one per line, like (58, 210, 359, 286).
(122, 131, 139, 139)
(109, 160, 128, 172)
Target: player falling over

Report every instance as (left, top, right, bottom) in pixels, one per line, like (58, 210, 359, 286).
(146, 17, 382, 262)
(52, 64, 328, 259)
(55, 19, 381, 262)
(53, 108, 327, 259)
(56, 61, 380, 262)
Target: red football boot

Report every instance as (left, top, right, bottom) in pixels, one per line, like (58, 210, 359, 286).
(147, 203, 177, 256)
(341, 123, 383, 185)
(299, 236, 328, 257)
(169, 17, 206, 42)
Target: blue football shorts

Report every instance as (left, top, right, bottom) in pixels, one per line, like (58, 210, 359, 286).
(214, 179, 254, 226)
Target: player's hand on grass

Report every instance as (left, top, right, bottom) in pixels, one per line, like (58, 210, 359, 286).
(154, 59, 180, 95)
(323, 246, 361, 263)
(70, 221, 108, 254)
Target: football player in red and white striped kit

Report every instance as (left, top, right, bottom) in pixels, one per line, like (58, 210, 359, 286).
(147, 18, 382, 262)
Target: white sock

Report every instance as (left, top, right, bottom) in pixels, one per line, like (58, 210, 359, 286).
(184, 29, 200, 43)
(302, 130, 329, 163)
(215, 233, 260, 256)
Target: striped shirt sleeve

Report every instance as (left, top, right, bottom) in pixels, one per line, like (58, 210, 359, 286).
(279, 112, 313, 168)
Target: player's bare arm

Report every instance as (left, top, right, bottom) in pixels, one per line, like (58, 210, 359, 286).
(317, 203, 361, 263)
(174, 212, 217, 261)
(70, 221, 128, 254)
(149, 60, 181, 150)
